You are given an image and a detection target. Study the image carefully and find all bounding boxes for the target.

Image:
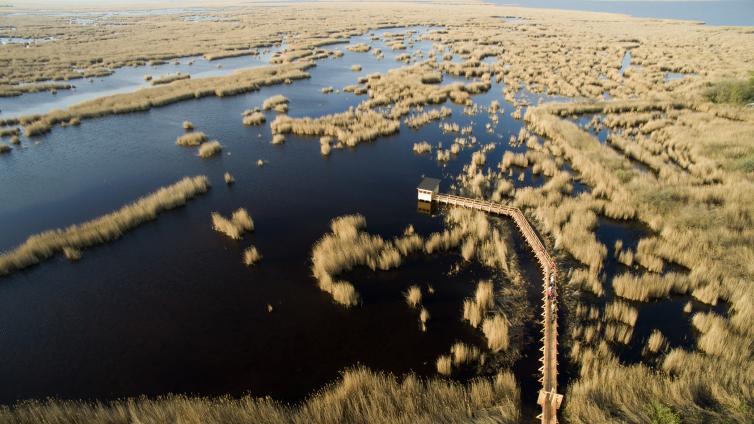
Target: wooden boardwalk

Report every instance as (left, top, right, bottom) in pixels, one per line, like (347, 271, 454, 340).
(433, 193, 563, 424)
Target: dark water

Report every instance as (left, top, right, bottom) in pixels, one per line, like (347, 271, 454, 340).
(491, 0, 754, 26)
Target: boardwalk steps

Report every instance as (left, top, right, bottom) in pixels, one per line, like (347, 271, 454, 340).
(432, 193, 563, 424)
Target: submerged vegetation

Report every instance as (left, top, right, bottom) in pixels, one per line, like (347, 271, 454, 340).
(0, 176, 210, 277)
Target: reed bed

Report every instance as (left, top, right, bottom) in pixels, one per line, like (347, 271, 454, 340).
(151, 73, 190, 85)
(405, 106, 452, 128)
(612, 272, 690, 302)
(211, 208, 254, 240)
(176, 131, 207, 147)
(271, 134, 285, 145)
(0, 366, 521, 424)
(271, 110, 399, 148)
(243, 246, 262, 267)
(182, 120, 193, 130)
(405, 285, 422, 308)
(603, 300, 638, 326)
(0, 176, 210, 277)
(451, 342, 481, 366)
(420, 307, 430, 331)
(436, 355, 452, 376)
(197, 140, 222, 158)
(482, 314, 510, 352)
(347, 43, 370, 53)
(311, 214, 423, 307)
(645, 329, 667, 354)
(262, 95, 289, 111)
(224, 172, 234, 185)
(0, 144, 10, 154)
(242, 110, 266, 126)
(412, 141, 432, 154)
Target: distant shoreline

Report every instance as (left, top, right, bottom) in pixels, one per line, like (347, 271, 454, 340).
(484, 0, 754, 26)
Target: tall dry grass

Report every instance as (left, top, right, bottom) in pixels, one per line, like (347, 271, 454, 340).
(0, 366, 521, 424)
(612, 272, 690, 302)
(211, 208, 254, 240)
(243, 246, 262, 267)
(412, 141, 432, 154)
(482, 314, 510, 352)
(176, 131, 207, 147)
(645, 329, 667, 354)
(197, 140, 222, 158)
(451, 342, 481, 366)
(311, 214, 423, 307)
(243, 110, 266, 126)
(151, 73, 190, 85)
(262, 95, 289, 111)
(0, 176, 210, 277)
(405, 285, 422, 308)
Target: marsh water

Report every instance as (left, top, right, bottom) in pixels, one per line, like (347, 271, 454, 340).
(0, 25, 697, 417)
(492, 0, 754, 26)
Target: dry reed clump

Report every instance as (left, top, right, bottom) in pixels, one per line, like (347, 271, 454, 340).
(262, 95, 289, 110)
(270, 110, 399, 148)
(436, 355, 452, 376)
(347, 43, 371, 53)
(420, 307, 430, 331)
(320, 137, 332, 156)
(311, 214, 424, 307)
(0, 366, 521, 424)
(0, 176, 210, 277)
(242, 246, 262, 267)
(242, 110, 266, 126)
(451, 342, 481, 366)
(603, 300, 638, 326)
(405, 285, 422, 308)
(351, 64, 362, 72)
(182, 120, 193, 130)
(482, 314, 510, 352)
(612, 272, 690, 302)
(271, 134, 285, 145)
(645, 329, 667, 354)
(176, 131, 207, 146)
(321, 86, 334, 94)
(150, 73, 190, 85)
(405, 106, 452, 128)
(475, 280, 494, 309)
(197, 140, 222, 158)
(224, 172, 235, 185)
(412, 141, 432, 154)
(211, 208, 254, 240)
(0, 144, 11, 154)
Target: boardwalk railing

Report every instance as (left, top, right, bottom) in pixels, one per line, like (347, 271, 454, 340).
(432, 193, 563, 424)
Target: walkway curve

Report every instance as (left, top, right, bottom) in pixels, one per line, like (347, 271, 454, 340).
(433, 193, 563, 424)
